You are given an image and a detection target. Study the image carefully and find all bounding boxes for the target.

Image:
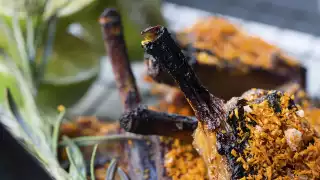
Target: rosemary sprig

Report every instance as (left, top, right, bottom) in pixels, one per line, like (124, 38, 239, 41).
(105, 159, 118, 180)
(36, 15, 57, 88)
(0, 1, 137, 180)
(64, 136, 87, 180)
(117, 167, 129, 180)
(59, 134, 144, 147)
(90, 144, 99, 180)
(26, 16, 36, 63)
(66, 147, 86, 180)
(52, 105, 66, 158)
(6, 88, 37, 145)
(12, 13, 34, 92)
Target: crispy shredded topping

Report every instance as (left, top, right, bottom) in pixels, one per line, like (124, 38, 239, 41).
(150, 86, 208, 179)
(240, 91, 320, 179)
(165, 139, 208, 180)
(178, 17, 300, 70)
(191, 89, 320, 179)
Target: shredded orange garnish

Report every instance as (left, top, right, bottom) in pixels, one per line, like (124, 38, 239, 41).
(178, 17, 300, 70)
(150, 86, 208, 179)
(164, 139, 208, 180)
(240, 91, 320, 179)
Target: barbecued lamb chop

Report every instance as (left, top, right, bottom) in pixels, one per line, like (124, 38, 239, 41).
(141, 26, 320, 179)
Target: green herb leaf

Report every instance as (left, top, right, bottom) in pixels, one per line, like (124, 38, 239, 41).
(0, 0, 96, 19)
(90, 144, 99, 180)
(105, 159, 118, 180)
(63, 136, 87, 180)
(51, 106, 66, 157)
(6, 88, 36, 144)
(0, 58, 70, 180)
(59, 134, 143, 147)
(117, 167, 129, 180)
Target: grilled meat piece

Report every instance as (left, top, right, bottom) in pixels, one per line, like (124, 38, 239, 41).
(141, 26, 320, 179)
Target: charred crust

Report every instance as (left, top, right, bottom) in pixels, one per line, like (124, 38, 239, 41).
(100, 8, 141, 110)
(124, 91, 141, 111)
(266, 91, 282, 113)
(141, 26, 226, 131)
(119, 105, 197, 140)
(144, 53, 174, 85)
(119, 105, 146, 132)
(99, 8, 121, 27)
(217, 98, 249, 179)
(100, 8, 120, 19)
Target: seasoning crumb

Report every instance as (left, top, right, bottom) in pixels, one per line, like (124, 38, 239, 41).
(255, 125, 263, 132)
(243, 105, 252, 113)
(231, 149, 238, 157)
(296, 109, 305, 117)
(284, 128, 302, 151)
